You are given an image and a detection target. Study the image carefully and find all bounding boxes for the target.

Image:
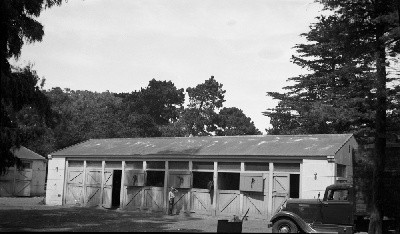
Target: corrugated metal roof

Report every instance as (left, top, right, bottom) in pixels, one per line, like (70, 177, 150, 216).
(51, 134, 354, 157)
(12, 146, 46, 161)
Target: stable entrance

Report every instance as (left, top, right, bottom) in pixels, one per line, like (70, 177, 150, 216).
(102, 169, 122, 208)
(112, 170, 122, 207)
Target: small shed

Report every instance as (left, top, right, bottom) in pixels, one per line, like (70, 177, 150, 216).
(0, 146, 47, 197)
(45, 134, 357, 219)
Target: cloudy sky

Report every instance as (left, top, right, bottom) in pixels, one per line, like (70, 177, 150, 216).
(12, 0, 323, 134)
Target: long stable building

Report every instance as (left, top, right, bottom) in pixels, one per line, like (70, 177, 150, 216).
(45, 134, 357, 219)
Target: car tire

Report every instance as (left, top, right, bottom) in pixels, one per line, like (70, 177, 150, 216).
(272, 219, 299, 233)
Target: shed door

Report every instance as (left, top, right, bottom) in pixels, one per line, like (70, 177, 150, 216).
(0, 168, 15, 196)
(14, 169, 32, 196)
(102, 170, 113, 208)
(272, 174, 289, 214)
(65, 169, 84, 205)
(85, 169, 102, 207)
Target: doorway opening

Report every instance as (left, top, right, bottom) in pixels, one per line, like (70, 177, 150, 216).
(193, 172, 213, 189)
(146, 171, 165, 187)
(112, 170, 122, 207)
(218, 172, 240, 190)
(289, 174, 300, 198)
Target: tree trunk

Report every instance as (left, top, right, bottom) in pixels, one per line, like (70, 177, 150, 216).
(368, 1, 387, 232)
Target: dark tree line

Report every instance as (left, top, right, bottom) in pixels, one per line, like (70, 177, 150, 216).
(16, 75, 261, 159)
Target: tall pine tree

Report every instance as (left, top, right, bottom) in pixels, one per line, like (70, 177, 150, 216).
(264, 1, 399, 233)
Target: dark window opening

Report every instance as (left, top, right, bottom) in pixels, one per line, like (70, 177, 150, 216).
(146, 171, 165, 187)
(112, 170, 122, 207)
(193, 172, 213, 189)
(169, 161, 189, 170)
(147, 161, 165, 169)
(337, 164, 346, 178)
(289, 174, 300, 198)
(218, 172, 240, 190)
(68, 161, 83, 168)
(20, 162, 32, 170)
(245, 162, 269, 171)
(218, 162, 240, 171)
(192, 162, 214, 170)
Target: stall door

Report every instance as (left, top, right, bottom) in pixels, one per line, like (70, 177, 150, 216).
(102, 170, 113, 208)
(218, 190, 240, 216)
(272, 174, 289, 214)
(14, 169, 32, 196)
(191, 188, 212, 215)
(171, 189, 191, 214)
(143, 187, 164, 211)
(85, 169, 102, 207)
(168, 171, 191, 214)
(123, 170, 145, 210)
(0, 169, 15, 196)
(65, 169, 84, 205)
(168, 171, 191, 188)
(241, 173, 269, 219)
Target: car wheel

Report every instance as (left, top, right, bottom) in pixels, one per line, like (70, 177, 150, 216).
(272, 219, 299, 233)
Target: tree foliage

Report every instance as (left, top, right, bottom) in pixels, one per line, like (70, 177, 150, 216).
(117, 79, 185, 126)
(263, 1, 399, 233)
(182, 76, 226, 136)
(0, 0, 62, 174)
(216, 107, 261, 136)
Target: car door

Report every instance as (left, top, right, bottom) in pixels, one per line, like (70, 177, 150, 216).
(321, 189, 353, 225)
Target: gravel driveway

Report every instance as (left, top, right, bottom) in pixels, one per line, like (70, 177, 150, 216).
(0, 197, 272, 232)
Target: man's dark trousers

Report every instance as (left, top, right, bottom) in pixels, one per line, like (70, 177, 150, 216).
(168, 198, 174, 215)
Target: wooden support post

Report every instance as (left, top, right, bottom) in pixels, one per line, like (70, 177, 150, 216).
(240, 162, 244, 215)
(100, 161, 105, 207)
(164, 161, 169, 213)
(120, 161, 125, 209)
(299, 162, 303, 198)
(62, 160, 69, 205)
(268, 162, 274, 219)
(82, 160, 87, 206)
(213, 161, 218, 216)
(140, 161, 146, 210)
(188, 161, 193, 213)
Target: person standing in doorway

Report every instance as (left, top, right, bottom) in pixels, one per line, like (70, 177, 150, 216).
(168, 187, 178, 215)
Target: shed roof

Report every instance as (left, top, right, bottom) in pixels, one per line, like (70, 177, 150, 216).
(51, 134, 354, 158)
(12, 146, 46, 161)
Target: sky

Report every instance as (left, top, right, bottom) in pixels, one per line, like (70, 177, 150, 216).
(12, 0, 324, 134)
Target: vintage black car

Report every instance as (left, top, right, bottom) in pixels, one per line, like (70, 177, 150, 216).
(268, 183, 395, 233)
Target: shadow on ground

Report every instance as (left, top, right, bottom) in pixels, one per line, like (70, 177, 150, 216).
(0, 207, 207, 232)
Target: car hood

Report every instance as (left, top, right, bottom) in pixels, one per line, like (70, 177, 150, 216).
(283, 199, 322, 223)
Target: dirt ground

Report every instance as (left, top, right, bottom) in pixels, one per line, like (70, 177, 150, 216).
(0, 197, 272, 232)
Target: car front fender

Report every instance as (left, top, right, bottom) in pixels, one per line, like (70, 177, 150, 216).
(270, 211, 317, 233)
